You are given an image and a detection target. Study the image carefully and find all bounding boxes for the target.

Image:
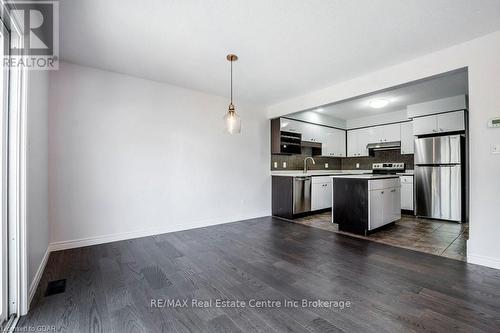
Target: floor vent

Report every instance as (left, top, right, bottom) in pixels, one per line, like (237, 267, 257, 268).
(45, 279, 66, 296)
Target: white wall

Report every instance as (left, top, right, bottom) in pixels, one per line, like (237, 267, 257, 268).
(269, 31, 500, 270)
(26, 70, 49, 297)
(346, 110, 408, 129)
(286, 110, 346, 128)
(48, 62, 270, 248)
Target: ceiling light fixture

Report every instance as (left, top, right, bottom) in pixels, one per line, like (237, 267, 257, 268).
(224, 54, 241, 134)
(316, 108, 324, 112)
(369, 99, 389, 109)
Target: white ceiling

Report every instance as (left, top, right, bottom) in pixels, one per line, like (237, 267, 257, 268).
(297, 70, 468, 120)
(60, 0, 500, 105)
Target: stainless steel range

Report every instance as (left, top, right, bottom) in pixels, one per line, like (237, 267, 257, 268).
(372, 163, 405, 175)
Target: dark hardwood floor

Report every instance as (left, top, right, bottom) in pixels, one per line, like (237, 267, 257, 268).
(19, 217, 500, 332)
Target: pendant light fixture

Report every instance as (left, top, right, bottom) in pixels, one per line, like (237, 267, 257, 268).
(223, 54, 241, 134)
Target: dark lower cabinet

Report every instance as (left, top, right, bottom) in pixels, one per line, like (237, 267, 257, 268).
(272, 176, 294, 219)
(333, 178, 369, 235)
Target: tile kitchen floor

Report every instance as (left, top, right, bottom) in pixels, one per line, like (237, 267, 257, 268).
(293, 211, 468, 261)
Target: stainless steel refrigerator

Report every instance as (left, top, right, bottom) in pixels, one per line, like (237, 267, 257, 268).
(414, 135, 464, 222)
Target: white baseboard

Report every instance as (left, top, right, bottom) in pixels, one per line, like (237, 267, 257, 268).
(28, 248, 50, 308)
(467, 253, 500, 270)
(49, 213, 269, 252)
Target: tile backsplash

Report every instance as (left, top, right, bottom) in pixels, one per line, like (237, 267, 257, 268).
(341, 150, 414, 170)
(271, 148, 414, 171)
(271, 147, 341, 170)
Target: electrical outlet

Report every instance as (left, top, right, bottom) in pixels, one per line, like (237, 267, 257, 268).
(356, 163, 360, 169)
(283, 162, 287, 168)
(273, 162, 278, 168)
(491, 144, 500, 154)
(325, 163, 329, 168)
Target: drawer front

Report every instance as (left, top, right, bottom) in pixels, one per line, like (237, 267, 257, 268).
(368, 178, 400, 190)
(312, 176, 332, 184)
(400, 175, 414, 184)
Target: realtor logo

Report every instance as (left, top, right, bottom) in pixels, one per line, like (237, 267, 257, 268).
(4, 0, 59, 69)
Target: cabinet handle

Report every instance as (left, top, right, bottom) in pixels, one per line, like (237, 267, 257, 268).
(391, 189, 396, 193)
(381, 191, 384, 194)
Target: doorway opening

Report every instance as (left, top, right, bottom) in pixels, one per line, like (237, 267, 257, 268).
(271, 68, 470, 262)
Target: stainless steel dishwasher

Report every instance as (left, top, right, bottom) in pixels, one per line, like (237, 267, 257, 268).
(293, 176, 311, 214)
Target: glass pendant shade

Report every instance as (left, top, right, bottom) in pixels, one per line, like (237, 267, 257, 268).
(224, 106, 241, 134)
(224, 54, 241, 134)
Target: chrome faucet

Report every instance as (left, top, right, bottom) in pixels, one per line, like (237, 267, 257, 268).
(303, 157, 316, 173)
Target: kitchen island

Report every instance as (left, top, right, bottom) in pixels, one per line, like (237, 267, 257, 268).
(271, 170, 371, 219)
(331, 174, 401, 236)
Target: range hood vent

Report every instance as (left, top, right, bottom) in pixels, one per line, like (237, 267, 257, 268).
(366, 141, 401, 152)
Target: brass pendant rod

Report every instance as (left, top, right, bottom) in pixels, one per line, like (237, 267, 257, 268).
(230, 59, 233, 105)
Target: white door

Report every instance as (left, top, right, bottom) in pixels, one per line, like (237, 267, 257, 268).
(391, 187, 402, 221)
(401, 182, 414, 210)
(413, 115, 438, 135)
(324, 128, 346, 157)
(301, 123, 322, 143)
(365, 126, 380, 143)
(437, 111, 465, 133)
(280, 118, 302, 133)
(356, 128, 370, 156)
(347, 130, 358, 157)
(0, 20, 9, 325)
(334, 130, 346, 157)
(319, 126, 332, 155)
(400, 122, 414, 155)
(369, 190, 385, 230)
(311, 182, 332, 211)
(383, 123, 401, 142)
(382, 189, 393, 224)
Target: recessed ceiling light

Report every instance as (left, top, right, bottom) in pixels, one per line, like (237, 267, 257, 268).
(369, 99, 389, 109)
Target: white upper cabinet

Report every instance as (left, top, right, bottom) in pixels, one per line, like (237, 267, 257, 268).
(347, 130, 358, 157)
(368, 123, 400, 143)
(322, 127, 346, 157)
(413, 111, 465, 136)
(356, 128, 370, 156)
(347, 123, 400, 157)
(382, 123, 401, 142)
(279, 118, 346, 155)
(413, 115, 438, 135)
(437, 111, 465, 133)
(279, 118, 303, 133)
(347, 128, 369, 157)
(400, 122, 414, 155)
(301, 122, 323, 142)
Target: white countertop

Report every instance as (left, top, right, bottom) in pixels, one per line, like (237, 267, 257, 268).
(271, 170, 371, 177)
(271, 170, 414, 177)
(330, 174, 400, 180)
(396, 170, 414, 176)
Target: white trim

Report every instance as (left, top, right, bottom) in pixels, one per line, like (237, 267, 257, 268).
(49, 213, 269, 252)
(18, 62, 28, 317)
(467, 253, 500, 270)
(27, 248, 49, 307)
(4, 4, 29, 316)
(3, 315, 19, 333)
